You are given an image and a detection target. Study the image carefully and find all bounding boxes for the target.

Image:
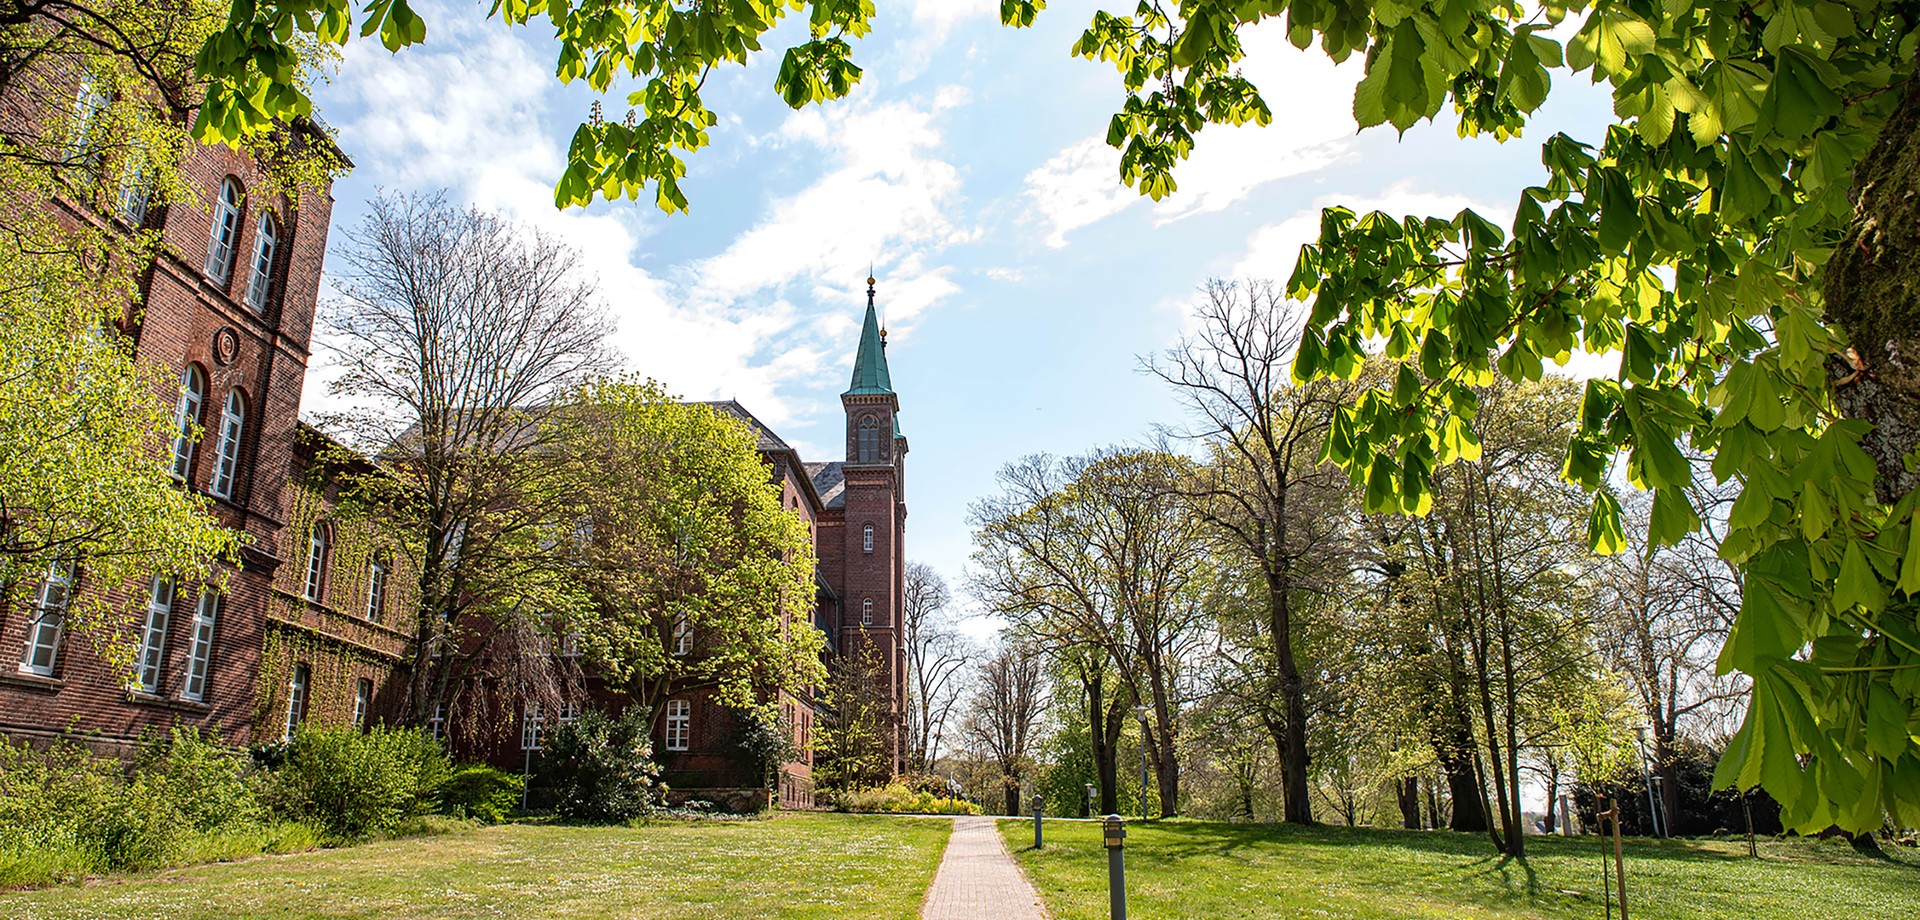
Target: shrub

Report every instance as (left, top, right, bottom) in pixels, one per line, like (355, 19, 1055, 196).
(136, 728, 265, 831)
(0, 739, 183, 879)
(437, 764, 525, 823)
(829, 782, 981, 815)
(264, 726, 450, 841)
(541, 707, 665, 823)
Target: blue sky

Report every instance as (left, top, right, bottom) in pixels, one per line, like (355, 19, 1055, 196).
(301, 0, 1617, 632)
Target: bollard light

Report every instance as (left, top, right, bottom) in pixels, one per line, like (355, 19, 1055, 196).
(1103, 814, 1127, 920)
(1033, 793, 1045, 850)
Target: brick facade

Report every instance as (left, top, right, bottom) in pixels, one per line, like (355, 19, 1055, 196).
(0, 63, 341, 753)
(2, 64, 909, 811)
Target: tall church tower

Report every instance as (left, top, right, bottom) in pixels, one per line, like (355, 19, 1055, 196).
(840, 275, 908, 773)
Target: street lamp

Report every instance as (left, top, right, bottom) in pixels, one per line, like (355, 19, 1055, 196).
(1132, 703, 1149, 820)
(1634, 725, 1664, 838)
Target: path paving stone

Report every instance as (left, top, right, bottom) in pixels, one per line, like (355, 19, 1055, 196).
(921, 815, 1048, 919)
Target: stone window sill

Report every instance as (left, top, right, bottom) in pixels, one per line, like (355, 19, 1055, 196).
(0, 670, 65, 691)
(125, 690, 212, 714)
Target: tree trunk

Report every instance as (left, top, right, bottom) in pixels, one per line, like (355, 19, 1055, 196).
(1268, 570, 1314, 824)
(1397, 777, 1423, 829)
(1003, 779, 1020, 817)
(1826, 65, 1920, 507)
(1438, 727, 1489, 832)
(1083, 667, 1121, 815)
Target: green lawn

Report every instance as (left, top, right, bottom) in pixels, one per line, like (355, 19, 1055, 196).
(0, 813, 951, 920)
(999, 818, 1920, 919)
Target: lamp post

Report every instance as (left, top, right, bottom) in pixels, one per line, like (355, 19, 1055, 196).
(1132, 703, 1149, 820)
(1634, 725, 1663, 838)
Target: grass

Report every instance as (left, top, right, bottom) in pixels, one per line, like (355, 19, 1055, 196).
(0, 813, 951, 920)
(999, 818, 1920, 919)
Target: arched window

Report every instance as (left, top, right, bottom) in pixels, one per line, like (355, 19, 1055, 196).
(283, 662, 310, 740)
(862, 524, 874, 554)
(245, 211, 277, 311)
(204, 178, 242, 282)
(210, 389, 244, 499)
(352, 677, 373, 729)
(303, 522, 330, 602)
(170, 366, 204, 481)
(857, 414, 880, 463)
(134, 578, 173, 693)
(671, 611, 692, 656)
(118, 167, 150, 227)
(180, 593, 218, 702)
(366, 556, 388, 622)
(66, 76, 109, 166)
(18, 560, 75, 677)
(861, 597, 873, 628)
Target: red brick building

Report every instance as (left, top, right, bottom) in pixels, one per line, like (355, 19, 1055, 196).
(0, 70, 345, 750)
(2, 67, 909, 811)
(557, 288, 912, 808)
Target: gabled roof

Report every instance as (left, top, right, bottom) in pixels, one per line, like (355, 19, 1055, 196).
(804, 461, 846, 509)
(700, 400, 794, 453)
(843, 292, 893, 397)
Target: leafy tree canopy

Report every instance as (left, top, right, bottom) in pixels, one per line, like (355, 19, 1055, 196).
(553, 377, 825, 722)
(199, 0, 1920, 832)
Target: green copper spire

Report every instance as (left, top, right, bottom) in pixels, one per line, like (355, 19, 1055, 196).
(844, 275, 894, 396)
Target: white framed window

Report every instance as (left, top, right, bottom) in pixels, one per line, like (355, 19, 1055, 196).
(18, 560, 75, 677)
(365, 558, 388, 622)
(559, 701, 580, 724)
(862, 524, 874, 554)
(118, 168, 150, 226)
(857, 415, 879, 462)
(303, 523, 328, 602)
(134, 578, 173, 692)
(861, 597, 873, 628)
(664, 699, 690, 751)
(66, 76, 110, 165)
(244, 211, 277, 311)
(169, 366, 203, 481)
(283, 662, 310, 741)
(352, 677, 372, 728)
(428, 702, 447, 741)
(561, 630, 581, 657)
(521, 702, 545, 751)
(210, 389, 244, 499)
(671, 611, 691, 656)
(180, 593, 218, 702)
(205, 178, 242, 282)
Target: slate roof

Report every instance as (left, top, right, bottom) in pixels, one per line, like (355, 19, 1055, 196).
(699, 400, 793, 453)
(805, 461, 846, 509)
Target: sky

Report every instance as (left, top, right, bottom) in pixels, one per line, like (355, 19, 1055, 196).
(300, 0, 1619, 637)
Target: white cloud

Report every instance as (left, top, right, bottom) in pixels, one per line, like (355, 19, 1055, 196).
(311, 2, 937, 431)
(1229, 182, 1506, 282)
(905, 0, 998, 42)
(1023, 137, 1136, 249)
(692, 87, 972, 333)
(1023, 20, 1367, 246)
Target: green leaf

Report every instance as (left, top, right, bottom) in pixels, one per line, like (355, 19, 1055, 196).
(1593, 169, 1639, 254)
(1758, 45, 1844, 142)
(1587, 492, 1626, 555)
(1649, 486, 1701, 547)
(1719, 580, 1802, 672)
(1866, 682, 1910, 760)
(1833, 539, 1887, 614)
(1900, 511, 1920, 596)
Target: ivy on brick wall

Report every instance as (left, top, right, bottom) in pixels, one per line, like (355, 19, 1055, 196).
(253, 465, 418, 738)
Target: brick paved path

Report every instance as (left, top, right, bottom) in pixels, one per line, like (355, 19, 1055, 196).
(921, 815, 1048, 919)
